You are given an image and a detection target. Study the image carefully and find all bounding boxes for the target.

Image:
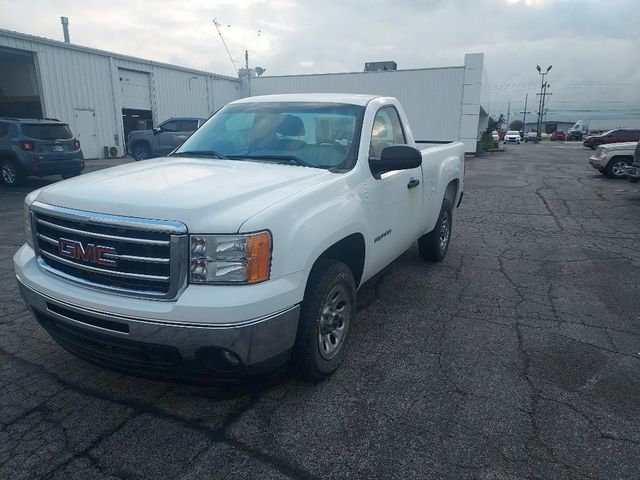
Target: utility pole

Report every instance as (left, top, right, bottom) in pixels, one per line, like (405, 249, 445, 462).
(520, 93, 530, 132)
(245, 49, 250, 97)
(536, 82, 552, 136)
(506, 101, 511, 131)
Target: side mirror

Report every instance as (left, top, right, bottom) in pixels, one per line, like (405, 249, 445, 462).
(369, 145, 422, 175)
(152, 127, 162, 135)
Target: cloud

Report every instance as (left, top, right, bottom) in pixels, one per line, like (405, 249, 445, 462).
(1, 0, 638, 120)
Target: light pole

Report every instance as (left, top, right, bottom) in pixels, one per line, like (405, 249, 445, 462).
(536, 65, 552, 140)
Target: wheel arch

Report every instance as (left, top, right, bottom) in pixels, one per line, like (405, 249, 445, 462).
(312, 233, 366, 288)
(130, 139, 151, 152)
(0, 149, 20, 162)
(444, 179, 459, 208)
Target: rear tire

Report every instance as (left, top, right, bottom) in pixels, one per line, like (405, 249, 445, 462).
(1, 159, 24, 187)
(418, 199, 453, 262)
(292, 259, 356, 381)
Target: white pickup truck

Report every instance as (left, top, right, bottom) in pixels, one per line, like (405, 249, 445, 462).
(14, 94, 465, 381)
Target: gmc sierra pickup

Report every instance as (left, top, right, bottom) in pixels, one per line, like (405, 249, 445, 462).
(14, 94, 465, 381)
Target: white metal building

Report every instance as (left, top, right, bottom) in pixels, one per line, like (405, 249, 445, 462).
(0, 27, 489, 156)
(0, 29, 240, 159)
(244, 53, 489, 153)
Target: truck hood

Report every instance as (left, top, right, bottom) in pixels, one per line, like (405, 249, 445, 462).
(34, 157, 335, 232)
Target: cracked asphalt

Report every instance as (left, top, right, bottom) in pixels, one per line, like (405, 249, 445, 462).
(1, 143, 640, 479)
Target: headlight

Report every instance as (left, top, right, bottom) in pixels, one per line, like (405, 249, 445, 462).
(190, 231, 271, 284)
(598, 147, 607, 158)
(24, 203, 33, 248)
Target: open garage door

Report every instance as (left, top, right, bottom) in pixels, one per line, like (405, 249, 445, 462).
(119, 69, 151, 110)
(119, 69, 153, 144)
(0, 48, 43, 118)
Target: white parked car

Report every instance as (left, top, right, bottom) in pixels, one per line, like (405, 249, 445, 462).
(15, 94, 465, 381)
(504, 131, 521, 144)
(492, 130, 499, 142)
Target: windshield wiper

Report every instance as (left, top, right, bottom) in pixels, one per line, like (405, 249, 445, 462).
(170, 150, 227, 159)
(226, 154, 313, 167)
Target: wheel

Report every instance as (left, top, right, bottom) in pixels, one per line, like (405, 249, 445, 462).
(132, 143, 151, 161)
(292, 259, 356, 380)
(1, 159, 24, 187)
(605, 157, 630, 179)
(62, 171, 81, 180)
(418, 199, 453, 262)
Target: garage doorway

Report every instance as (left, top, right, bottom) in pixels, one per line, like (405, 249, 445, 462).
(122, 108, 153, 139)
(0, 48, 43, 118)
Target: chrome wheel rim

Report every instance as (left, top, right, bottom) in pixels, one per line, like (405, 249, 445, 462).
(439, 212, 450, 251)
(611, 161, 627, 177)
(318, 284, 351, 360)
(2, 163, 16, 184)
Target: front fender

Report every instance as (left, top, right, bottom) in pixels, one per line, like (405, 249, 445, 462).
(239, 170, 368, 292)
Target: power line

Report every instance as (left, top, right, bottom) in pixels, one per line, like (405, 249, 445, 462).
(213, 18, 238, 76)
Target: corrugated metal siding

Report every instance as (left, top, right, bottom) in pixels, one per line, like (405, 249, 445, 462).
(0, 31, 241, 158)
(248, 68, 465, 141)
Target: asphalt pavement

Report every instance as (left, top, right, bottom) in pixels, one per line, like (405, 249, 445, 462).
(1, 143, 639, 479)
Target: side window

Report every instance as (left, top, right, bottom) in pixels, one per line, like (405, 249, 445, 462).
(369, 106, 406, 159)
(179, 120, 199, 132)
(160, 120, 178, 132)
(0, 122, 9, 137)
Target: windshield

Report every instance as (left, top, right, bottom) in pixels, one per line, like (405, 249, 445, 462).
(21, 124, 73, 140)
(506, 131, 519, 135)
(174, 102, 365, 170)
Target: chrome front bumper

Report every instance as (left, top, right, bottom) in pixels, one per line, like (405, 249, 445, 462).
(589, 156, 606, 169)
(18, 278, 300, 378)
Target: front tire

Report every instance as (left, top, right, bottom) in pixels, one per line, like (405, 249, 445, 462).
(605, 157, 630, 179)
(1, 159, 24, 187)
(292, 259, 356, 380)
(418, 199, 453, 262)
(132, 143, 151, 161)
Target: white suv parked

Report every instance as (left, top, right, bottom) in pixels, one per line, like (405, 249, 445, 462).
(504, 131, 521, 144)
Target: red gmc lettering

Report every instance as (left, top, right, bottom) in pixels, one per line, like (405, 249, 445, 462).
(58, 238, 116, 266)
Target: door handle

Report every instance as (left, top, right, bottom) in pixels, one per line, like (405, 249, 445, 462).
(407, 178, 420, 189)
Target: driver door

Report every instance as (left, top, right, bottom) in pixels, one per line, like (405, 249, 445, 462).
(365, 106, 424, 275)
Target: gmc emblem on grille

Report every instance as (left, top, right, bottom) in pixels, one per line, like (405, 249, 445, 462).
(58, 238, 117, 266)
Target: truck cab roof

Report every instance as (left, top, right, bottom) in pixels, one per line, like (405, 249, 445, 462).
(232, 93, 379, 106)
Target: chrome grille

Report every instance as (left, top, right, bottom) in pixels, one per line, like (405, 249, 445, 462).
(31, 201, 188, 300)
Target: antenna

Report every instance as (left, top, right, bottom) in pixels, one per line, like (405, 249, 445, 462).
(213, 18, 238, 76)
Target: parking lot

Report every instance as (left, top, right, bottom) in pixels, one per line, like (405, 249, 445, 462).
(1, 142, 639, 479)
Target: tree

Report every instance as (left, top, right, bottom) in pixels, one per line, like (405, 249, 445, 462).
(509, 120, 523, 131)
(478, 116, 500, 152)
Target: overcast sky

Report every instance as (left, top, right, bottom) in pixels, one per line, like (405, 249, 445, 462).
(1, 0, 639, 124)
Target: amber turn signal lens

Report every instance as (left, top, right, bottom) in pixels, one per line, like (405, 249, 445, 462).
(246, 231, 271, 283)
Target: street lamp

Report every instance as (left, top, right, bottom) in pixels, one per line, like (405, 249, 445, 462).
(536, 65, 552, 140)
